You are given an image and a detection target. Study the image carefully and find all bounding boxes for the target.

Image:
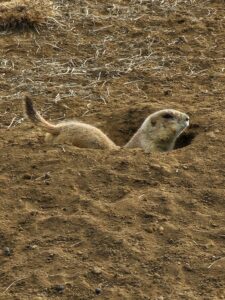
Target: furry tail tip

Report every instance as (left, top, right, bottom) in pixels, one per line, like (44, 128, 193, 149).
(23, 95, 38, 123)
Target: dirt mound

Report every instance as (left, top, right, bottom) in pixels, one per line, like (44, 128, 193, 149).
(0, 0, 225, 299)
(0, 0, 55, 28)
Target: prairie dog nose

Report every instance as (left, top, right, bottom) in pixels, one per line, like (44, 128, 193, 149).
(185, 117, 190, 127)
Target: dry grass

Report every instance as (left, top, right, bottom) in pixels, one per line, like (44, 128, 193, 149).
(0, 0, 223, 125)
(0, 1, 225, 298)
(0, 0, 55, 28)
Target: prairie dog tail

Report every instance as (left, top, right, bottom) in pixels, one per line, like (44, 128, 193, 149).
(24, 96, 59, 135)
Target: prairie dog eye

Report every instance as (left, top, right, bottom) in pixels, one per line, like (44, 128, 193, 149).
(162, 113, 174, 119)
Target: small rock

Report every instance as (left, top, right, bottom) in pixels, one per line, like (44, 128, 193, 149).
(144, 227, 153, 233)
(206, 131, 216, 139)
(27, 244, 38, 250)
(95, 288, 101, 295)
(182, 165, 188, 170)
(4, 247, 11, 256)
(23, 174, 32, 180)
(183, 264, 193, 272)
(138, 194, 147, 201)
(92, 266, 102, 275)
(53, 284, 65, 293)
(150, 163, 172, 175)
(159, 226, 164, 233)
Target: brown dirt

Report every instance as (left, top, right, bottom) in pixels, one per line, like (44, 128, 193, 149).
(0, 0, 225, 299)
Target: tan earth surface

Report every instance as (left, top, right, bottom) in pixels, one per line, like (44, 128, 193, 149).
(0, 0, 225, 299)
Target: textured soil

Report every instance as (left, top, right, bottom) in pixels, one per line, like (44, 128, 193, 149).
(0, 1, 225, 299)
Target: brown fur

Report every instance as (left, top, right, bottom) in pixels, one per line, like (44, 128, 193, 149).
(125, 109, 189, 153)
(24, 96, 119, 150)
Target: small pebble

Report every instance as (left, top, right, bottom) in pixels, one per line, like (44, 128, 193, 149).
(95, 288, 101, 295)
(182, 165, 188, 170)
(206, 131, 216, 139)
(27, 244, 38, 250)
(183, 264, 193, 272)
(159, 226, 164, 233)
(53, 284, 65, 293)
(4, 247, 11, 256)
(92, 266, 102, 275)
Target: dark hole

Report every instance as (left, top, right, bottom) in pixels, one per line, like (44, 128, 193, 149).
(175, 123, 200, 149)
(175, 131, 196, 149)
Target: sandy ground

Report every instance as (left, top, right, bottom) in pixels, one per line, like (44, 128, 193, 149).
(0, 0, 225, 299)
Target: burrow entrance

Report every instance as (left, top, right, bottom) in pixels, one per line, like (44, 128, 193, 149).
(174, 129, 198, 149)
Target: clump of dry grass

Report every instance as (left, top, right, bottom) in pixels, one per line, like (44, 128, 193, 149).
(0, 0, 55, 29)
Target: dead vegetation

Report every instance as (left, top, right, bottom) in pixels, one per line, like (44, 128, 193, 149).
(0, 1, 225, 299)
(0, 0, 55, 28)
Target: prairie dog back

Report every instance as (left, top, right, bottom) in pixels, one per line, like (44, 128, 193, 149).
(24, 96, 119, 150)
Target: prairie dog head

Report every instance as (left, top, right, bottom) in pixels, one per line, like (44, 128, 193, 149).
(146, 109, 189, 133)
(141, 109, 189, 151)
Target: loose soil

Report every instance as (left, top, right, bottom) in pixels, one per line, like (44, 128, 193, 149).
(0, 0, 225, 299)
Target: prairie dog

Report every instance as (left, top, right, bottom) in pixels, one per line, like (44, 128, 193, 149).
(125, 109, 189, 153)
(24, 96, 119, 150)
